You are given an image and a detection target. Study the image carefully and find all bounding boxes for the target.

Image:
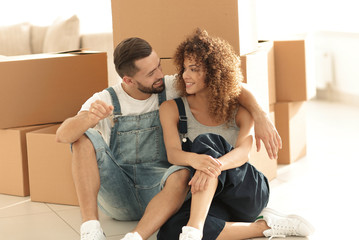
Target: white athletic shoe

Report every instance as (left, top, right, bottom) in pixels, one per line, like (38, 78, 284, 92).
(120, 232, 143, 240)
(80, 220, 106, 240)
(257, 208, 315, 239)
(179, 226, 202, 240)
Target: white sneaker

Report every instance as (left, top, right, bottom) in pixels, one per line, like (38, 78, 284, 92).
(179, 226, 202, 240)
(121, 232, 143, 240)
(80, 220, 106, 240)
(257, 208, 315, 239)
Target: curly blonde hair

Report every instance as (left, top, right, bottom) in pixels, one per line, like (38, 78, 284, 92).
(174, 29, 243, 124)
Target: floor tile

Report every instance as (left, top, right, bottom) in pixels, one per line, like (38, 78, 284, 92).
(0, 196, 52, 218)
(0, 211, 78, 240)
(54, 207, 140, 237)
(0, 195, 30, 209)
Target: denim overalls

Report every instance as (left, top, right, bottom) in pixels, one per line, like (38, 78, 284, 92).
(84, 86, 170, 221)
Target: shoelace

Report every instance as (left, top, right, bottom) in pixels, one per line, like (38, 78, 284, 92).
(266, 218, 299, 239)
(81, 230, 105, 240)
(267, 231, 286, 240)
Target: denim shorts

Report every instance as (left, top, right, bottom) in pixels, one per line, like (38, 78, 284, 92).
(84, 129, 169, 220)
(160, 165, 192, 201)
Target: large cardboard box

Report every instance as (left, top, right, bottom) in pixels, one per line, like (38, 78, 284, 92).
(0, 51, 108, 129)
(27, 124, 78, 206)
(0, 124, 53, 196)
(274, 101, 307, 164)
(111, 0, 258, 58)
(161, 58, 177, 76)
(249, 105, 277, 181)
(274, 40, 315, 102)
(241, 41, 276, 113)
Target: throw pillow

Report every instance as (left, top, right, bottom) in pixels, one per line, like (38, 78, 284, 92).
(43, 15, 80, 53)
(0, 22, 32, 56)
(30, 25, 48, 54)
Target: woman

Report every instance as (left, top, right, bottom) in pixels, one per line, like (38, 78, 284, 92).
(157, 29, 314, 240)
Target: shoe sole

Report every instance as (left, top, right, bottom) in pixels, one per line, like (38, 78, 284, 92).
(261, 208, 315, 235)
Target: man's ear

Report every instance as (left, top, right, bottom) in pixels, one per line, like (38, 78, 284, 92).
(122, 76, 133, 85)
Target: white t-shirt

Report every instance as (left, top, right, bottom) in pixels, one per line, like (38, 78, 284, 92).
(79, 75, 179, 145)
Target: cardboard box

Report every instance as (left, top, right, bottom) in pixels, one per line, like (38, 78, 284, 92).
(241, 41, 276, 112)
(274, 40, 315, 102)
(274, 101, 307, 164)
(249, 105, 277, 181)
(27, 124, 78, 206)
(0, 51, 108, 129)
(161, 58, 177, 76)
(111, 0, 258, 58)
(0, 124, 53, 196)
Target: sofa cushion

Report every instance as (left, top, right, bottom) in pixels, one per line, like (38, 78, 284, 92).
(30, 25, 48, 54)
(0, 22, 32, 56)
(43, 15, 80, 53)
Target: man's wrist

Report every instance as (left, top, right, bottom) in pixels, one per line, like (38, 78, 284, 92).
(250, 106, 267, 123)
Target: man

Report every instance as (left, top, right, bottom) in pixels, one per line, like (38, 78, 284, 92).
(56, 37, 282, 240)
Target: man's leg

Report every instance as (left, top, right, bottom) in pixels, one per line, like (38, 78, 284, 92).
(125, 169, 190, 240)
(72, 134, 100, 222)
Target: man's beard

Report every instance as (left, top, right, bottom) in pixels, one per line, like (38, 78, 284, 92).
(136, 79, 165, 94)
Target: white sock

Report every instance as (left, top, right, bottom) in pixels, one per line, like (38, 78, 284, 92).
(122, 231, 143, 240)
(181, 226, 202, 238)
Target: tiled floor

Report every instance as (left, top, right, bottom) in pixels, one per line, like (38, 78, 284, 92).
(1, 99, 358, 240)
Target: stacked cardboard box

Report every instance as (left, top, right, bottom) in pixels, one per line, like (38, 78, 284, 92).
(111, 0, 258, 58)
(243, 39, 315, 165)
(241, 41, 276, 113)
(0, 51, 108, 129)
(27, 125, 78, 206)
(0, 124, 54, 196)
(161, 58, 177, 76)
(111, 0, 259, 76)
(0, 51, 107, 203)
(273, 40, 315, 164)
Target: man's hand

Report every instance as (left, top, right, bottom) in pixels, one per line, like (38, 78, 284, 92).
(88, 100, 114, 125)
(190, 155, 222, 178)
(254, 112, 282, 160)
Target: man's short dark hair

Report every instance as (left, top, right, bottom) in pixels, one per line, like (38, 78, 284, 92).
(113, 37, 152, 78)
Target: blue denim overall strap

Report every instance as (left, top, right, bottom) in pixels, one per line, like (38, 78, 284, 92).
(174, 97, 192, 151)
(105, 84, 168, 165)
(106, 81, 167, 151)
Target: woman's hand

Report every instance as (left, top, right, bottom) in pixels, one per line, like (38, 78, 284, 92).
(190, 154, 222, 177)
(189, 170, 217, 194)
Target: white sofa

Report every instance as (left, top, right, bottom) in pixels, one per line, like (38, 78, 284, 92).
(0, 15, 119, 87)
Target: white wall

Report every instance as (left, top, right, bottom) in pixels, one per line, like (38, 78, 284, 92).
(314, 31, 359, 95)
(0, 0, 112, 34)
(256, 0, 359, 38)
